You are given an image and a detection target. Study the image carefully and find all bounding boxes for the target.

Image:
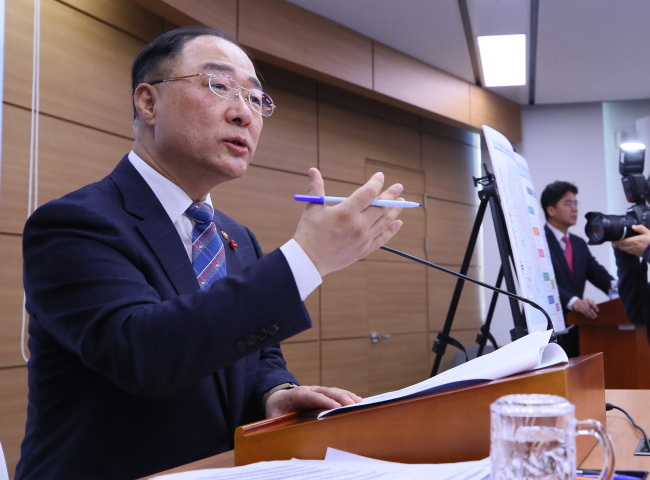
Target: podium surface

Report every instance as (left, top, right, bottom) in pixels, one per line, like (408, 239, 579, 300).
(140, 388, 650, 479)
(234, 354, 605, 467)
(566, 298, 650, 388)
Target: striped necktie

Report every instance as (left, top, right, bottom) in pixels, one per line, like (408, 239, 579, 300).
(185, 202, 227, 289)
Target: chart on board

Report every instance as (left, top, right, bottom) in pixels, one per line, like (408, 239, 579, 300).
(483, 125, 565, 333)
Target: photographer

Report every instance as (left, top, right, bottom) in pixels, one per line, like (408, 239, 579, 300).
(583, 142, 650, 344)
(613, 224, 650, 342)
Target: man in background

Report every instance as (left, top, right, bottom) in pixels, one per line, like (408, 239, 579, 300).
(17, 26, 405, 479)
(541, 181, 616, 355)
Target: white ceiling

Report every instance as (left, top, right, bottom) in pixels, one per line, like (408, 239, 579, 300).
(285, 0, 650, 106)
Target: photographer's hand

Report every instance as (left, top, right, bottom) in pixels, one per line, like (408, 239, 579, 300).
(572, 298, 599, 319)
(613, 224, 650, 257)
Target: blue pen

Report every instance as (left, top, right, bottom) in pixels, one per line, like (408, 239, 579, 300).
(578, 476, 642, 480)
(294, 194, 422, 208)
(577, 471, 645, 480)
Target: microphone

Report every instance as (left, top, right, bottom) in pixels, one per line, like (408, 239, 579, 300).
(379, 245, 557, 338)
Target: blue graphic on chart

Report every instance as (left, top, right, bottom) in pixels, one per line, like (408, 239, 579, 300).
(483, 126, 565, 333)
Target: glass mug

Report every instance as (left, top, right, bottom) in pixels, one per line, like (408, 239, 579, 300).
(490, 394, 615, 480)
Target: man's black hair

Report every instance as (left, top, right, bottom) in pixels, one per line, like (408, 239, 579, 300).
(131, 25, 240, 121)
(540, 181, 578, 219)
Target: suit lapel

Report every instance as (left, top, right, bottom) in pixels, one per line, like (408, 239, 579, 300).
(111, 157, 234, 421)
(138, 217, 199, 295)
(212, 209, 260, 275)
(110, 157, 198, 296)
(545, 225, 578, 288)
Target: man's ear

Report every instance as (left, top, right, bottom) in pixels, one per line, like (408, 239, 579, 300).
(547, 205, 557, 219)
(134, 83, 156, 126)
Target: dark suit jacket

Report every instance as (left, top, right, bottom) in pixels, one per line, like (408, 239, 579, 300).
(544, 225, 613, 311)
(614, 246, 650, 344)
(16, 156, 312, 479)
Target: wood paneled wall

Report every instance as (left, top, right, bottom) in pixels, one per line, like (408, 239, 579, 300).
(130, 0, 521, 141)
(0, 0, 518, 476)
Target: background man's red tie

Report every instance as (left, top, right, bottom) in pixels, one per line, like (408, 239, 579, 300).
(562, 235, 574, 275)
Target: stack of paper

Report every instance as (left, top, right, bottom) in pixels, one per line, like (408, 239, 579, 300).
(151, 448, 490, 479)
(319, 329, 567, 418)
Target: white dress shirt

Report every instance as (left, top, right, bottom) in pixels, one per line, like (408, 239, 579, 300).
(128, 151, 321, 300)
(546, 223, 579, 310)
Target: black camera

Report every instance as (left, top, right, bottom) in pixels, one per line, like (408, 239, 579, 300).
(585, 143, 650, 245)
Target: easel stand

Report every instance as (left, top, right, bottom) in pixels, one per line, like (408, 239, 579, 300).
(430, 169, 528, 377)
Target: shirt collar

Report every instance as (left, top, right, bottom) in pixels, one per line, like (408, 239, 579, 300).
(547, 222, 569, 242)
(127, 150, 213, 222)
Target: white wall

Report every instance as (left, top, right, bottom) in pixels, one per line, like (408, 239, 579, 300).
(482, 100, 650, 346)
(602, 100, 650, 216)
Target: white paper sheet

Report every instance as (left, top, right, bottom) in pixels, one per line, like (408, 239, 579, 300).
(317, 330, 567, 418)
(151, 448, 491, 479)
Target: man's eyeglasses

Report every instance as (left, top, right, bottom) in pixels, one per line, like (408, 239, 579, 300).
(562, 200, 579, 208)
(148, 72, 276, 117)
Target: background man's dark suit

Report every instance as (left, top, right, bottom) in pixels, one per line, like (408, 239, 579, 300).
(17, 156, 309, 479)
(545, 225, 613, 357)
(544, 225, 613, 310)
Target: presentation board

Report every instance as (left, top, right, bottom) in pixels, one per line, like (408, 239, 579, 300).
(483, 125, 565, 333)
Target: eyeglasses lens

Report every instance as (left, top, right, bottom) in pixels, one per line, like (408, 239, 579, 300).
(208, 73, 274, 117)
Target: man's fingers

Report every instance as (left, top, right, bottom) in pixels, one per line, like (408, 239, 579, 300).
(371, 220, 403, 250)
(367, 195, 405, 236)
(632, 224, 650, 234)
(576, 299, 599, 319)
(273, 386, 363, 415)
(307, 167, 325, 196)
(308, 386, 363, 406)
(346, 172, 386, 208)
(376, 183, 404, 201)
(317, 385, 363, 401)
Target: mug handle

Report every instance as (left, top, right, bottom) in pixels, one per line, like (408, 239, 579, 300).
(576, 419, 616, 480)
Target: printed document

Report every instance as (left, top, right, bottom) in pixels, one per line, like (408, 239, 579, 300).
(318, 329, 567, 418)
(151, 448, 491, 479)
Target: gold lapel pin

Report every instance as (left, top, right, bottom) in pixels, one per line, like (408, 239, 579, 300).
(221, 230, 238, 250)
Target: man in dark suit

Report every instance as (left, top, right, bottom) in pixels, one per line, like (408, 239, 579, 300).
(16, 26, 405, 479)
(541, 181, 616, 355)
(613, 224, 650, 343)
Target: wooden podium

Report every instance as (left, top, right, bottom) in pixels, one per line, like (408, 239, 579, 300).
(235, 354, 605, 467)
(566, 298, 650, 388)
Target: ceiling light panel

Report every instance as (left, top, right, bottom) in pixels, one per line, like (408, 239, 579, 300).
(478, 34, 526, 87)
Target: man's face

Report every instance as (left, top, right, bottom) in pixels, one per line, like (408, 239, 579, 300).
(148, 36, 264, 198)
(548, 191, 578, 230)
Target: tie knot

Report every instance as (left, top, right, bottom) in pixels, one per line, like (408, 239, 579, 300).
(185, 202, 214, 224)
(562, 235, 570, 245)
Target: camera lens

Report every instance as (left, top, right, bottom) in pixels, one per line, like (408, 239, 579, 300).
(584, 212, 637, 245)
(585, 214, 605, 244)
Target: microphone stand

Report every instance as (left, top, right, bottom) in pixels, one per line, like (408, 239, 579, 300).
(380, 246, 554, 330)
(478, 268, 505, 357)
(379, 245, 557, 375)
(416, 168, 534, 376)
(423, 169, 526, 376)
